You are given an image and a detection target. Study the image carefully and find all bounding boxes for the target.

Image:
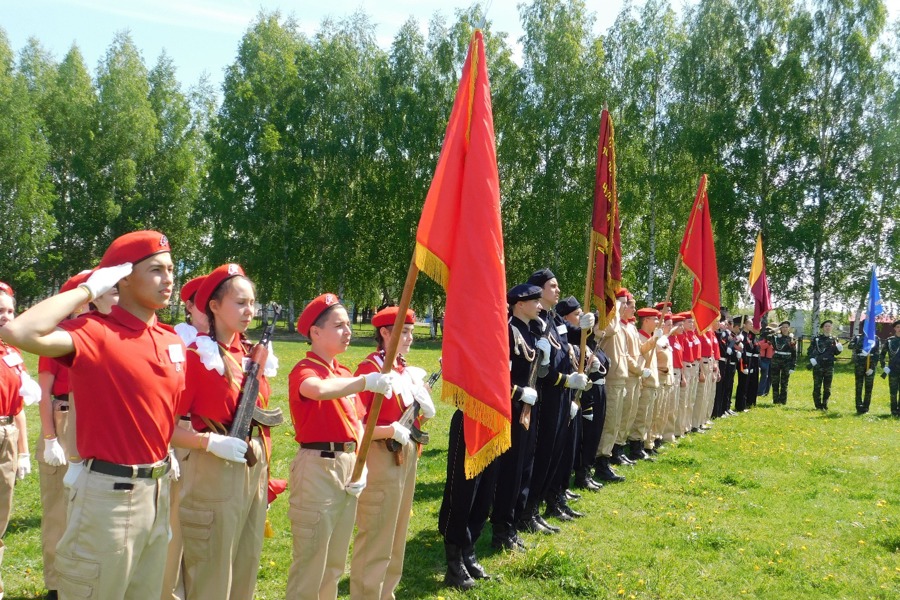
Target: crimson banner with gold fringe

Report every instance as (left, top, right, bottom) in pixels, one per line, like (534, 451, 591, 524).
(590, 108, 622, 327)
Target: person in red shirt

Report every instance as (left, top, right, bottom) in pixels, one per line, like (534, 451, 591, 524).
(0, 281, 30, 600)
(350, 306, 436, 600)
(286, 294, 396, 600)
(0, 231, 247, 600)
(177, 264, 273, 600)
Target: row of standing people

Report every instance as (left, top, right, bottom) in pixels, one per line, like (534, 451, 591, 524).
(0, 230, 437, 600)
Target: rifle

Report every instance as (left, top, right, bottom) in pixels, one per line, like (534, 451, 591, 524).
(522, 311, 554, 430)
(228, 304, 285, 466)
(385, 361, 441, 463)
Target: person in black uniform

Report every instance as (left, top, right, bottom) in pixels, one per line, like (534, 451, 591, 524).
(769, 321, 797, 405)
(880, 320, 900, 416)
(743, 318, 761, 408)
(714, 319, 737, 417)
(807, 319, 842, 410)
(490, 284, 548, 552)
(849, 327, 881, 414)
(733, 316, 750, 412)
(574, 311, 608, 492)
(516, 270, 591, 535)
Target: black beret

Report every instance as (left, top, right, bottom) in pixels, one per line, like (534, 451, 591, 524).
(507, 283, 542, 305)
(893, 320, 900, 328)
(732, 316, 744, 326)
(527, 268, 556, 288)
(820, 319, 833, 329)
(779, 320, 791, 327)
(555, 296, 581, 316)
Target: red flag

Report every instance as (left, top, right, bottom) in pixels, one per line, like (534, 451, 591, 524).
(679, 175, 720, 333)
(591, 108, 622, 328)
(414, 30, 510, 478)
(749, 233, 772, 328)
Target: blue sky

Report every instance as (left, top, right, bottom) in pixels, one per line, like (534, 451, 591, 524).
(4, 1, 899, 94)
(2, 0, 622, 91)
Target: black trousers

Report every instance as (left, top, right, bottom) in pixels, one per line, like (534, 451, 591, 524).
(439, 410, 499, 548)
(523, 386, 569, 517)
(490, 400, 538, 539)
(577, 385, 606, 472)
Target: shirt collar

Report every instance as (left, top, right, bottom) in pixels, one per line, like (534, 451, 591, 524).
(107, 305, 157, 331)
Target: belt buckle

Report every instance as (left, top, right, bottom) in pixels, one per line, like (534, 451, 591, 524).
(150, 463, 167, 479)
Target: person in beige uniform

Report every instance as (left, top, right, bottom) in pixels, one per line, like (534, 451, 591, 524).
(679, 315, 700, 435)
(650, 314, 675, 452)
(594, 290, 628, 482)
(615, 297, 648, 464)
(628, 308, 661, 461)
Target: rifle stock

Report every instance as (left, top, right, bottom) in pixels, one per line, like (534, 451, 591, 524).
(522, 311, 554, 430)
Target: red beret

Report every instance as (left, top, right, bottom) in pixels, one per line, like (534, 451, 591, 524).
(670, 313, 685, 323)
(0, 281, 14, 297)
(195, 264, 245, 313)
(372, 307, 415, 329)
(99, 230, 171, 268)
(296, 293, 341, 336)
(654, 301, 672, 310)
(615, 288, 630, 299)
(636, 308, 661, 319)
(676, 311, 693, 320)
(60, 270, 93, 294)
(180, 275, 207, 303)
(267, 478, 288, 504)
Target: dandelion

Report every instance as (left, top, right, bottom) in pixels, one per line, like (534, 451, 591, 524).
(858, 540, 866, 545)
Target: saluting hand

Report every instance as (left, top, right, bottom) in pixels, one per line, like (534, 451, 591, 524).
(81, 263, 133, 301)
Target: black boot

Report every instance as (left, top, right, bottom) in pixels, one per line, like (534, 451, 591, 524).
(594, 456, 625, 482)
(462, 546, 492, 580)
(628, 439, 649, 461)
(518, 514, 553, 535)
(560, 498, 584, 518)
(444, 542, 476, 590)
(544, 501, 574, 521)
(534, 513, 561, 532)
(611, 444, 635, 465)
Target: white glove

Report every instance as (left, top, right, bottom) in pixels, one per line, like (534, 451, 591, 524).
(535, 338, 551, 366)
(43, 438, 66, 466)
(742, 369, 749, 375)
(789, 370, 795, 374)
(16, 452, 31, 479)
(583, 412, 594, 421)
(736, 334, 744, 342)
(789, 333, 795, 339)
(564, 373, 590, 390)
(810, 358, 818, 367)
(866, 369, 874, 376)
(413, 387, 436, 418)
(835, 343, 843, 353)
(264, 342, 279, 378)
(579, 313, 595, 330)
(520, 386, 538, 405)
(860, 350, 870, 357)
(656, 336, 668, 348)
(569, 401, 579, 420)
(18, 372, 41, 406)
(206, 433, 248, 463)
(884, 366, 891, 375)
(63, 461, 84, 488)
(345, 464, 367, 497)
(653, 328, 663, 338)
(641, 368, 652, 378)
(363, 372, 396, 398)
(168, 449, 180, 480)
(726, 347, 733, 355)
(588, 356, 601, 374)
(81, 263, 132, 300)
(390, 422, 411, 445)
(736, 351, 742, 359)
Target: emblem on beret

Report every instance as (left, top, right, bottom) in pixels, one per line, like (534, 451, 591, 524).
(159, 234, 169, 247)
(228, 264, 240, 275)
(325, 293, 338, 306)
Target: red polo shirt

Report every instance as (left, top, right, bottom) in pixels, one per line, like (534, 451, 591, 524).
(57, 305, 186, 464)
(710, 331, 721, 360)
(289, 351, 366, 446)
(669, 334, 684, 369)
(39, 356, 70, 397)
(1, 343, 26, 376)
(698, 332, 712, 358)
(0, 355, 23, 417)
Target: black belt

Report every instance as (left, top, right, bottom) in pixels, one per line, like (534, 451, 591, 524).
(53, 394, 69, 402)
(300, 441, 356, 453)
(89, 457, 171, 479)
(52, 397, 69, 411)
(179, 416, 192, 422)
(0, 416, 11, 425)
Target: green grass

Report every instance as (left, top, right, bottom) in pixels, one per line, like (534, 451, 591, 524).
(5, 336, 900, 599)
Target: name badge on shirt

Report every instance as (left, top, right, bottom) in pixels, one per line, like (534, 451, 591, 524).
(168, 344, 185, 371)
(3, 353, 23, 368)
(556, 324, 568, 335)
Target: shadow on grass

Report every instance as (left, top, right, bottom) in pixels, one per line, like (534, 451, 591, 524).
(7, 514, 41, 533)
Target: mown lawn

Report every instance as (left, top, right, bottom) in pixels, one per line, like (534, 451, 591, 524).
(4, 333, 899, 599)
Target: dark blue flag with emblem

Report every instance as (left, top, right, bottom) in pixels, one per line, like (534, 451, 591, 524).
(863, 266, 883, 353)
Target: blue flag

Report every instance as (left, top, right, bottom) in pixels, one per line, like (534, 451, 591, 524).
(863, 266, 883, 353)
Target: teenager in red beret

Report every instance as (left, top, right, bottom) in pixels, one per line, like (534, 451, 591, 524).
(0, 230, 247, 599)
(176, 263, 274, 600)
(286, 294, 397, 600)
(350, 306, 436, 599)
(0, 281, 31, 599)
